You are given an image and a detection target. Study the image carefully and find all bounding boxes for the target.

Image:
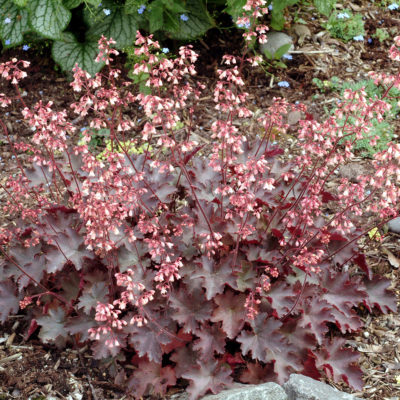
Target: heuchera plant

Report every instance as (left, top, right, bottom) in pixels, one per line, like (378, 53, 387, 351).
(0, 1, 399, 398)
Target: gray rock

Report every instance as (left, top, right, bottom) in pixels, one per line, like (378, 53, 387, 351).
(338, 162, 367, 183)
(283, 374, 361, 400)
(287, 110, 302, 126)
(201, 382, 288, 400)
(388, 217, 400, 234)
(260, 31, 294, 59)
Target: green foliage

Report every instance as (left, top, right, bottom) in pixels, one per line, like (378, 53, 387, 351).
(78, 127, 155, 160)
(261, 43, 290, 74)
(124, 0, 215, 40)
(373, 27, 390, 43)
(269, 0, 335, 31)
(0, 0, 30, 47)
(324, 9, 365, 42)
(0, 0, 213, 74)
(313, 0, 335, 16)
(0, 0, 339, 74)
(97, 139, 154, 160)
(52, 32, 103, 76)
(78, 127, 110, 151)
(270, 0, 299, 31)
(263, 43, 292, 61)
(313, 77, 400, 157)
(224, 0, 247, 22)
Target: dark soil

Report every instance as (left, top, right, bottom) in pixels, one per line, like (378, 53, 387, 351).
(1, 1, 400, 399)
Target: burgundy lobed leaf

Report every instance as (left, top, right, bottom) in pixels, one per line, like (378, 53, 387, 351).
(36, 307, 69, 343)
(210, 290, 246, 339)
(170, 345, 199, 379)
(8, 245, 45, 289)
(193, 324, 226, 360)
(77, 281, 108, 314)
(169, 287, 213, 333)
(44, 227, 92, 272)
(363, 274, 397, 313)
(265, 281, 297, 319)
(353, 253, 372, 280)
(92, 330, 127, 359)
(328, 306, 363, 334)
(280, 317, 317, 358)
(239, 361, 277, 384)
(126, 313, 173, 363)
(0, 280, 20, 323)
(182, 359, 233, 400)
(127, 360, 176, 398)
(298, 297, 336, 345)
(66, 315, 97, 342)
(315, 338, 363, 390)
(237, 313, 302, 383)
(191, 255, 237, 300)
(320, 270, 367, 319)
(161, 328, 192, 354)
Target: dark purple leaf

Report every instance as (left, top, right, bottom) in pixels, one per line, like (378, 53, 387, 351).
(0, 280, 20, 323)
(182, 359, 233, 399)
(363, 275, 397, 313)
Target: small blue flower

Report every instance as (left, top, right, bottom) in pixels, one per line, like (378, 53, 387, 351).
(367, 38, 373, 44)
(268, 4, 273, 10)
(237, 22, 251, 29)
(22, 44, 30, 51)
(388, 3, 399, 10)
(337, 12, 350, 19)
(103, 8, 111, 15)
(138, 4, 146, 14)
(180, 14, 189, 21)
(80, 127, 87, 132)
(5, 39, 10, 45)
(353, 35, 364, 41)
(98, 2, 102, 6)
(282, 53, 293, 60)
(278, 81, 290, 88)
(162, 47, 169, 53)
(4, 17, 11, 24)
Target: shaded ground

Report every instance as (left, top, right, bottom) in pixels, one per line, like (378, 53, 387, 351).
(1, 1, 400, 399)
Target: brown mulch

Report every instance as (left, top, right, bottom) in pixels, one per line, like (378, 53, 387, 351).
(1, 0, 400, 399)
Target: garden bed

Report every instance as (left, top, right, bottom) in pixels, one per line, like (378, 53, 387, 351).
(1, 1, 400, 399)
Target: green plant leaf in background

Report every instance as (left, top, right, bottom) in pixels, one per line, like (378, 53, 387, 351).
(224, 0, 247, 22)
(273, 43, 291, 59)
(85, 0, 102, 5)
(0, 0, 30, 46)
(28, 0, 71, 39)
(62, 0, 82, 9)
(85, 2, 139, 48)
(161, 0, 186, 14)
(52, 31, 104, 75)
(271, 0, 299, 31)
(124, 0, 145, 14)
(313, 0, 335, 16)
(148, 0, 164, 33)
(12, 0, 29, 6)
(169, 0, 214, 40)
